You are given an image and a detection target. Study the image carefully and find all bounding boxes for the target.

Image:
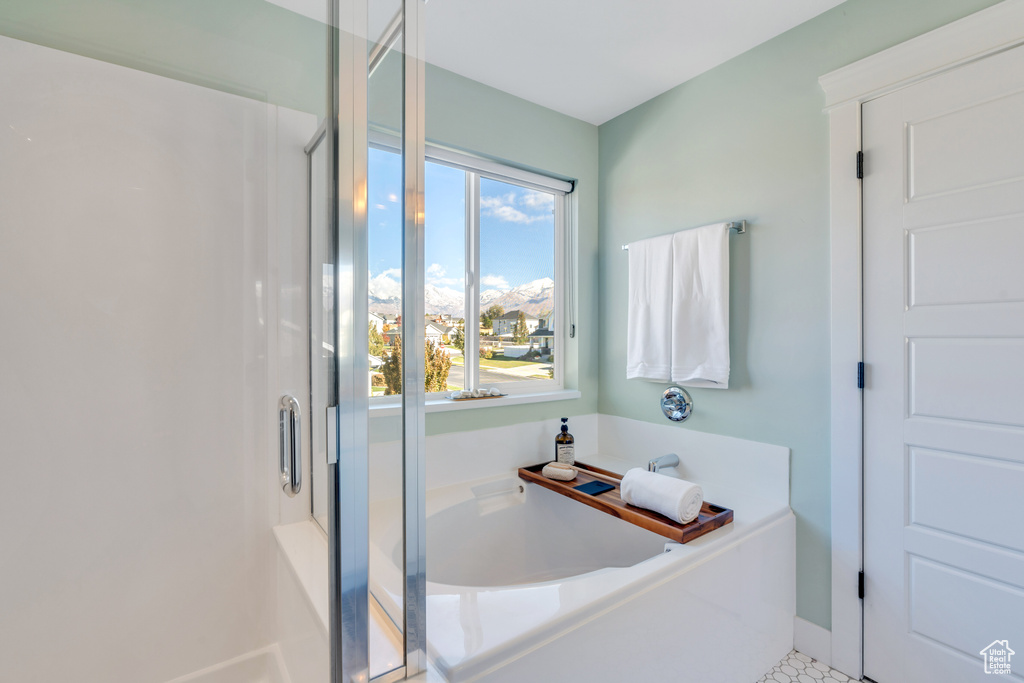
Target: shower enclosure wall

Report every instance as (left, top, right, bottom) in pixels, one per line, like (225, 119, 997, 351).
(0, 1, 427, 682)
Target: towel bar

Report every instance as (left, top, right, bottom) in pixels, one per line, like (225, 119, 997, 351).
(621, 220, 746, 250)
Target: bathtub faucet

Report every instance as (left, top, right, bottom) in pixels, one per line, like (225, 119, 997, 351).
(648, 453, 679, 473)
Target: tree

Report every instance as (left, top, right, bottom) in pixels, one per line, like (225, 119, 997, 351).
(512, 310, 529, 343)
(369, 323, 385, 357)
(486, 304, 504, 324)
(424, 340, 452, 393)
(480, 304, 504, 330)
(381, 335, 402, 395)
(380, 335, 453, 395)
(450, 325, 465, 351)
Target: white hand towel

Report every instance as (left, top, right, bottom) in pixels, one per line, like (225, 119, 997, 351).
(626, 233, 675, 381)
(619, 468, 704, 524)
(670, 223, 730, 388)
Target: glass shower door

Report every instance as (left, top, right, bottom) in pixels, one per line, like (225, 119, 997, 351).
(0, 1, 373, 681)
(310, 1, 429, 679)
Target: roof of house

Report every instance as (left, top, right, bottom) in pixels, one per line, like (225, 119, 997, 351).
(497, 310, 539, 321)
(529, 328, 554, 337)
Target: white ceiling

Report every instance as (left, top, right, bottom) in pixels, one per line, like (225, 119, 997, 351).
(423, 0, 846, 125)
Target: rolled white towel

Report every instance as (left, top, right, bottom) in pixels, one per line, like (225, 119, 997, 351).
(542, 462, 577, 481)
(619, 468, 704, 524)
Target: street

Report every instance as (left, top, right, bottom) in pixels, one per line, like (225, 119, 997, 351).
(445, 363, 543, 388)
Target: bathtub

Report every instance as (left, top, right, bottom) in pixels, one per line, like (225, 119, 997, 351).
(369, 458, 795, 683)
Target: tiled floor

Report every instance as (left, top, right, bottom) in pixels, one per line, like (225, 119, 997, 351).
(757, 650, 852, 683)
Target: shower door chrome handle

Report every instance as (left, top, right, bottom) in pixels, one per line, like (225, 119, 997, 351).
(279, 395, 301, 497)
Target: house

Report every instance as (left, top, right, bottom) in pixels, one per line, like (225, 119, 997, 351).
(383, 322, 450, 346)
(492, 310, 540, 337)
(528, 326, 554, 353)
(425, 321, 448, 344)
(980, 641, 1015, 675)
(369, 311, 386, 334)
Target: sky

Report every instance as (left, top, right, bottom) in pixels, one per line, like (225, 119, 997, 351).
(367, 147, 555, 299)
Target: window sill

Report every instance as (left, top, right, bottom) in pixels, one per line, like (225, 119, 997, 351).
(369, 389, 581, 418)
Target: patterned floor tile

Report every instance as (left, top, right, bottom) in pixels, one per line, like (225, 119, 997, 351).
(755, 650, 853, 683)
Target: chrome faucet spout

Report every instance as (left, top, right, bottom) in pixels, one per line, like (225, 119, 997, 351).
(648, 453, 679, 473)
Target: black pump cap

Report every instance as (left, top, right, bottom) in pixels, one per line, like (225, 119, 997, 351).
(561, 417, 568, 432)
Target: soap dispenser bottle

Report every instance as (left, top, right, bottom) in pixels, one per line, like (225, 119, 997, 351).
(555, 417, 575, 465)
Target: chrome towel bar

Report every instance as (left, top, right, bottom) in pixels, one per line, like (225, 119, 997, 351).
(621, 220, 746, 250)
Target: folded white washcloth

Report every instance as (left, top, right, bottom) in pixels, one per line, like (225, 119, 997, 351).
(542, 462, 577, 481)
(619, 468, 704, 524)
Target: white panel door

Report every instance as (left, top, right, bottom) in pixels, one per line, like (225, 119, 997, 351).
(863, 44, 1024, 683)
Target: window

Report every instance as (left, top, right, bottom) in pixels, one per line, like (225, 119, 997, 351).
(367, 139, 572, 400)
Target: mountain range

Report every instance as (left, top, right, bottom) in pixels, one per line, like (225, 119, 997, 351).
(369, 276, 554, 318)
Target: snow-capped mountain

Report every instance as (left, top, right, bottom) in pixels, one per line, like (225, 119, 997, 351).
(369, 283, 467, 317)
(369, 276, 554, 318)
(482, 277, 554, 317)
(425, 284, 465, 315)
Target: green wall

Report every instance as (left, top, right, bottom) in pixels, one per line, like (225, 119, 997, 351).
(596, 0, 1002, 630)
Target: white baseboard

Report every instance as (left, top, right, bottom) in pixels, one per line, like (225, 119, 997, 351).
(794, 616, 832, 667)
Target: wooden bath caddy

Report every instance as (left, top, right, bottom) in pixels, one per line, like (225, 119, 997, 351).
(517, 461, 733, 544)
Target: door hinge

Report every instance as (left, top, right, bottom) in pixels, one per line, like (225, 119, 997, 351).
(857, 361, 865, 389)
(858, 571, 865, 599)
(856, 151, 864, 179)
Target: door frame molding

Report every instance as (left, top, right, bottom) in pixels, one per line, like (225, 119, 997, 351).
(819, 1, 1024, 678)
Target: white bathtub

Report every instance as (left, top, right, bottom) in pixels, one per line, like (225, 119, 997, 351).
(370, 460, 795, 683)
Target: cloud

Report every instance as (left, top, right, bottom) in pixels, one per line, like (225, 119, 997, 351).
(425, 263, 465, 288)
(369, 269, 402, 300)
(481, 274, 509, 289)
(521, 191, 554, 210)
(481, 192, 546, 224)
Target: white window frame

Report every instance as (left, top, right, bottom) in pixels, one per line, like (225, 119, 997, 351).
(367, 130, 575, 406)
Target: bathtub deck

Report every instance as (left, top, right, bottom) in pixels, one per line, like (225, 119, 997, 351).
(518, 461, 733, 543)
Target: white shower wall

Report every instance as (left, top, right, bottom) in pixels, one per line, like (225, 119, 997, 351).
(0, 36, 315, 683)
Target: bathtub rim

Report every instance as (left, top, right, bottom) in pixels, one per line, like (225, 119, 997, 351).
(455, 510, 795, 682)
